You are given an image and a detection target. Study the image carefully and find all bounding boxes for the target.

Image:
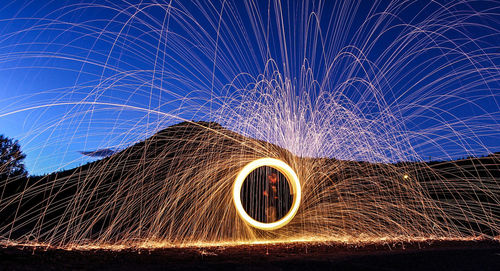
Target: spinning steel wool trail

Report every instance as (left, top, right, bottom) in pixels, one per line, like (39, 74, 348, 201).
(0, 0, 499, 249)
(233, 158, 301, 230)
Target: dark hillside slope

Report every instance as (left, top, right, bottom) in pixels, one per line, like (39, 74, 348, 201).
(0, 122, 498, 244)
(0, 121, 295, 243)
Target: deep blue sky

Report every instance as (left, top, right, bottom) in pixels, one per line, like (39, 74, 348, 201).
(0, 0, 498, 175)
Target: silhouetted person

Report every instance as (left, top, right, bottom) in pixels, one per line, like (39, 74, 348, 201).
(263, 172, 279, 222)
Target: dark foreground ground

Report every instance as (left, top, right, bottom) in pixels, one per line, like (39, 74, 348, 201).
(1, 240, 499, 270)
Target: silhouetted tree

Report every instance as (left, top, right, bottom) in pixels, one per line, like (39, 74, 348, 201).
(0, 134, 27, 180)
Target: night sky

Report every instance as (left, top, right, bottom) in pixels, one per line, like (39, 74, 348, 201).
(0, 0, 498, 175)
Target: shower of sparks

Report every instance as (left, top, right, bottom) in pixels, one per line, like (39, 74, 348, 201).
(0, 0, 499, 249)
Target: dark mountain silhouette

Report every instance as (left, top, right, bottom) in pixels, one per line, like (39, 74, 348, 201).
(0, 121, 499, 243)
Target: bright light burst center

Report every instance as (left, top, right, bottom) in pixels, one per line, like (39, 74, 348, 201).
(233, 158, 301, 230)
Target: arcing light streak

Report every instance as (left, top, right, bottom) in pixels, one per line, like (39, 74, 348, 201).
(233, 158, 301, 230)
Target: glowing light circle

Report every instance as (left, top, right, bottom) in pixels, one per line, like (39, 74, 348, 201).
(233, 158, 301, 230)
